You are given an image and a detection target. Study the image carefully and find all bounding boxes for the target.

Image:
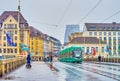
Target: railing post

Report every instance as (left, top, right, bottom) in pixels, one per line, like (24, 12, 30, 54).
(0, 60, 2, 77)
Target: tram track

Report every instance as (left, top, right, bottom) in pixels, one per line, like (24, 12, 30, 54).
(63, 62, 120, 81)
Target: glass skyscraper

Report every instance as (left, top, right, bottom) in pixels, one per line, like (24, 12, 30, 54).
(64, 25, 80, 44)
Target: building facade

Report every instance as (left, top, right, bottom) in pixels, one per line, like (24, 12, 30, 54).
(43, 34, 49, 58)
(68, 32, 83, 42)
(67, 37, 106, 58)
(0, 11, 29, 58)
(49, 36, 61, 56)
(84, 23, 120, 57)
(30, 26, 44, 61)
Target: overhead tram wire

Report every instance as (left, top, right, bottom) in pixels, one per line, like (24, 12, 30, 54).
(102, 10, 120, 22)
(80, 0, 102, 57)
(57, 0, 72, 26)
(78, 0, 102, 24)
(28, 0, 72, 27)
(101, 9, 120, 60)
(28, 20, 59, 27)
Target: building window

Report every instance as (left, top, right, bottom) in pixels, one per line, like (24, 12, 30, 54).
(118, 37, 120, 45)
(118, 32, 120, 35)
(7, 49, 10, 53)
(4, 24, 6, 28)
(96, 47, 98, 52)
(15, 49, 17, 53)
(4, 43, 6, 46)
(89, 32, 92, 35)
(15, 36, 17, 40)
(32, 37, 33, 40)
(8, 31, 14, 35)
(102, 47, 104, 53)
(20, 24, 24, 28)
(32, 42, 33, 45)
(104, 32, 106, 35)
(4, 36, 6, 40)
(100, 37, 102, 41)
(15, 24, 17, 28)
(113, 46, 116, 50)
(32, 47, 33, 50)
(11, 49, 13, 53)
(4, 49, 6, 53)
(108, 32, 111, 35)
(104, 37, 106, 41)
(99, 32, 102, 35)
(15, 43, 17, 46)
(0, 49, 2, 53)
(113, 37, 116, 40)
(0, 31, 1, 34)
(20, 31, 24, 35)
(113, 32, 116, 35)
(15, 31, 17, 34)
(90, 27, 96, 30)
(7, 24, 14, 28)
(10, 19, 12, 22)
(86, 47, 89, 53)
(94, 32, 97, 35)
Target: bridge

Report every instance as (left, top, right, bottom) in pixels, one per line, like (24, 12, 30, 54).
(0, 58, 120, 81)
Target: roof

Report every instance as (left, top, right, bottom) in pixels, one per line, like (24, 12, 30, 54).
(0, 11, 28, 24)
(49, 36, 61, 43)
(85, 23, 120, 31)
(30, 26, 43, 37)
(69, 37, 106, 44)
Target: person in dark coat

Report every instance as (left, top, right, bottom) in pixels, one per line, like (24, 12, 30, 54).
(98, 55, 101, 63)
(26, 52, 31, 65)
(49, 53, 53, 63)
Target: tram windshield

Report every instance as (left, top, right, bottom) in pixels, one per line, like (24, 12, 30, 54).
(74, 49, 82, 57)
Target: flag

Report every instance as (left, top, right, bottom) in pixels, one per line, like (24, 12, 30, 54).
(6, 34, 15, 46)
(92, 47, 96, 56)
(104, 44, 109, 54)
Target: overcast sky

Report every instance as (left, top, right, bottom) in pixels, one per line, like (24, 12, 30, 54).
(1, 0, 120, 43)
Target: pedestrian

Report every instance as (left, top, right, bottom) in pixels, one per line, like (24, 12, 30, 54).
(49, 53, 53, 63)
(98, 55, 101, 63)
(46, 53, 49, 62)
(26, 51, 31, 68)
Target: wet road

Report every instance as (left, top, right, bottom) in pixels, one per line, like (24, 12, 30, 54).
(53, 62, 119, 81)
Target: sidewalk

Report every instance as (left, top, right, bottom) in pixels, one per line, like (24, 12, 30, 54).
(0, 62, 59, 81)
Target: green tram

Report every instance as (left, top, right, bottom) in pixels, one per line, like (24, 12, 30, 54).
(59, 46, 83, 63)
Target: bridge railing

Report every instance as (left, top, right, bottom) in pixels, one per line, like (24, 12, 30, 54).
(83, 58, 120, 63)
(0, 57, 26, 77)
